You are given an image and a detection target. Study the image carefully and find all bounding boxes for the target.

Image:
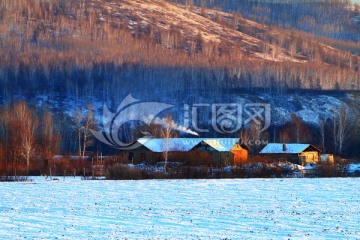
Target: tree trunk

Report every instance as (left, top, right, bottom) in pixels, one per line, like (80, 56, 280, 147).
(78, 128, 82, 158)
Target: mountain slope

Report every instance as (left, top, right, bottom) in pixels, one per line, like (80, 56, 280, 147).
(99, 0, 305, 62)
(1, 0, 359, 66)
(169, 0, 360, 42)
(0, 0, 359, 99)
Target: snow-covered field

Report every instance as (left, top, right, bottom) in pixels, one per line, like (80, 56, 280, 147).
(1, 178, 359, 239)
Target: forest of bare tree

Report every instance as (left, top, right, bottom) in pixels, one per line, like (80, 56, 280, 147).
(0, 0, 359, 102)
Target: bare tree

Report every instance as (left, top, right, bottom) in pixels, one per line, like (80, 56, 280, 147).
(74, 108, 84, 158)
(239, 121, 268, 155)
(74, 104, 97, 158)
(331, 107, 352, 156)
(337, 107, 352, 156)
(318, 116, 326, 153)
(38, 111, 61, 161)
(289, 113, 311, 143)
(239, 128, 251, 146)
(13, 101, 38, 174)
(289, 39, 297, 57)
(160, 115, 176, 173)
(20, 132, 35, 174)
(82, 104, 97, 157)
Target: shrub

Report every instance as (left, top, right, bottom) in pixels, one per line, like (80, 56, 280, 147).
(106, 164, 144, 180)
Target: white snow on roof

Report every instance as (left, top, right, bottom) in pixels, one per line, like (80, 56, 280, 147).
(202, 138, 240, 152)
(260, 143, 311, 154)
(137, 138, 202, 152)
(137, 138, 240, 152)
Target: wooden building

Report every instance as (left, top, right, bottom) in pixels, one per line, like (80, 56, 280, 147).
(126, 138, 250, 166)
(259, 143, 322, 165)
(192, 138, 249, 166)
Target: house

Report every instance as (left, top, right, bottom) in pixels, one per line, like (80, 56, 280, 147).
(127, 138, 250, 166)
(192, 138, 250, 166)
(259, 143, 322, 165)
(130, 138, 199, 165)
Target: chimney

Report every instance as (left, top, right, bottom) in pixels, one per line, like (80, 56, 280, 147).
(283, 143, 287, 152)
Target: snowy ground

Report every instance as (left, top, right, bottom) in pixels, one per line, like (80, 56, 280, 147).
(0, 178, 359, 239)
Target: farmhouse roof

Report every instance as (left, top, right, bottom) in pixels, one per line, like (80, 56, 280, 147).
(137, 138, 248, 152)
(259, 143, 321, 154)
